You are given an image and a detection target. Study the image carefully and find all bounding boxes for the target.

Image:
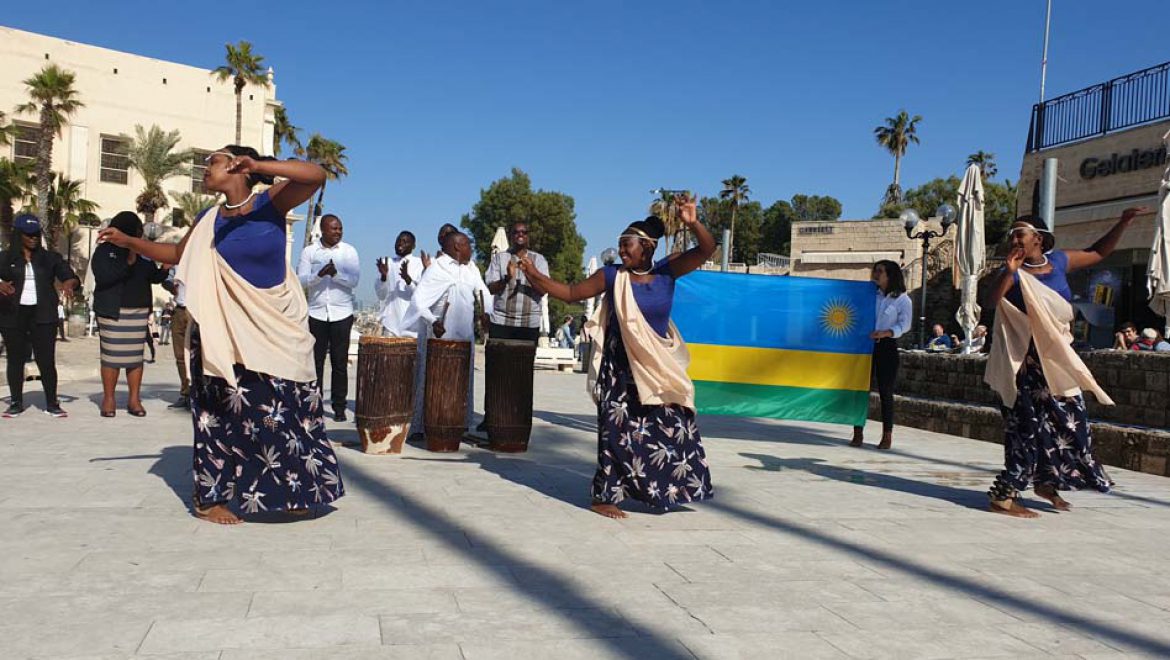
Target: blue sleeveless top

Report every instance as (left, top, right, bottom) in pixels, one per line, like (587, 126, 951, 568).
(1005, 249, 1072, 312)
(212, 190, 287, 289)
(603, 258, 676, 337)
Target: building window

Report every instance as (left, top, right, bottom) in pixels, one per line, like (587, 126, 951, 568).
(190, 149, 211, 193)
(12, 124, 41, 166)
(100, 135, 130, 184)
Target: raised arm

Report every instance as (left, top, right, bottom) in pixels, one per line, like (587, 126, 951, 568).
(986, 248, 1025, 310)
(666, 195, 717, 278)
(1065, 206, 1149, 272)
(226, 157, 326, 216)
(518, 261, 605, 303)
(96, 208, 209, 265)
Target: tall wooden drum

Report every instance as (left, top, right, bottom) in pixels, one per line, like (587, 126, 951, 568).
(485, 338, 536, 452)
(355, 336, 417, 454)
(424, 339, 471, 452)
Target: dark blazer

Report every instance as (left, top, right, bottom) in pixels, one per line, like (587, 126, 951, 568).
(0, 246, 79, 327)
(90, 243, 168, 320)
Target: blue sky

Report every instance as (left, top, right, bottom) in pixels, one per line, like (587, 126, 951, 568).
(6, 1, 1170, 304)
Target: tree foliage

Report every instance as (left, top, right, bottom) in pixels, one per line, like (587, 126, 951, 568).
(17, 64, 84, 224)
(126, 124, 191, 223)
(760, 194, 842, 257)
(169, 191, 220, 227)
(700, 196, 763, 264)
(966, 150, 998, 180)
(212, 41, 268, 144)
(460, 168, 586, 319)
(874, 110, 922, 205)
(875, 176, 1017, 245)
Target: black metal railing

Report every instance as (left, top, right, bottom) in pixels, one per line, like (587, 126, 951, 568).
(1026, 60, 1170, 152)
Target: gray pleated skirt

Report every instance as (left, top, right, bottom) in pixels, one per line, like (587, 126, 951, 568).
(98, 307, 150, 369)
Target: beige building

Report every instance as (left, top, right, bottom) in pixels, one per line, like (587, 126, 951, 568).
(789, 217, 952, 288)
(1, 26, 299, 297)
(1018, 59, 1169, 340)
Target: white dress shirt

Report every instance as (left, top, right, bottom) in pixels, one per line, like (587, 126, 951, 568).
(376, 254, 424, 337)
(297, 240, 361, 322)
(403, 254, 490, 342)
(874, 291, 912, 338)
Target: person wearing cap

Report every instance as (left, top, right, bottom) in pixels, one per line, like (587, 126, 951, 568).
(983, 207, 1147, 518)
(517, 195, 717, 519)
(91, 211, 169, 418)
(0, 213, 80, 418)
(1132, 327, 1170, 352)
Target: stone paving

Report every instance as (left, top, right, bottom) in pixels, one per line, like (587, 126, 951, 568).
(3, 336, 1170, 659)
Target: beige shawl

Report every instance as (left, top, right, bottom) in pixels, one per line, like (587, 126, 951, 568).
(984, 269, 1112, 408)
(584, 268, 694, 410)
(175, 205, 316, 388)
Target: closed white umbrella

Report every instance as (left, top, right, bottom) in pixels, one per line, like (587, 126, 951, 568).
(953, 163, 986, 353)
(584, 256, 598, 318)
(490, 226, 508, 255)
(1148, 129, 1170, 337)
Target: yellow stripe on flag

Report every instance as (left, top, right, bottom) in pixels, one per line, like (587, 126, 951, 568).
(687, 343, 871, 392)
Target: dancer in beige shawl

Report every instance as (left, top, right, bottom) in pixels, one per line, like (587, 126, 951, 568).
(984, 208, 1147, 518)
(519, 195, 716, 519)
(99, 146, 341, 525)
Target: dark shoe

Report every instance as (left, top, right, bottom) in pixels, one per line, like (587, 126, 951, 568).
(100, 409, 116, 418)
(476, 420, 488, 432)
(44, 405, 68, 418)
(334, 409, 348, 422)
(3, 402, 25, 418)
(168, 395, 190, 410)
(127, 407, 147, 417)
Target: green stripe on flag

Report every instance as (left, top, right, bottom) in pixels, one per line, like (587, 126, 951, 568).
(694, 380, 869, 427)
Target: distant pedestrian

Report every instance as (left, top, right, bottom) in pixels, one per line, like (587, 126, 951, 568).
(0, 213, 80, 418)
(91, 211, 168, 418)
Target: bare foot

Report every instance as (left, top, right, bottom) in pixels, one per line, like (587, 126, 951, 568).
(850, 429, 864, 447)
(1035, 485, 1071, 511)
(195, 503, 243, 525)
(591, 503, 628, 519)
(989, 499, 1039, 518)
(877, 433, 892, 450)
(287, 508, 313, 518)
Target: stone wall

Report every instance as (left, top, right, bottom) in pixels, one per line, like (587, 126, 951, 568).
(894, 350, 1170, 429)
(872, 349, 1170, 478)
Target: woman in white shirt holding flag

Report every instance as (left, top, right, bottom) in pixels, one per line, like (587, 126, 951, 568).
(852, 260, 912, 450)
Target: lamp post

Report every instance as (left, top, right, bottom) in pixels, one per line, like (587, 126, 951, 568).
(903, 204, 956, 349)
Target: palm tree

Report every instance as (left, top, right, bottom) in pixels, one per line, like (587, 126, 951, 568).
(16, 64, 85, 219)
(272, 105, 302, 156)
(0, 159, 33, 248)
(0, 110, 13, 148)
(966, 150, 997, 180)
(126, 124, 191, 224)
(649, 191, 688, 255)
(297, 133, 349, 244)
(35, 173, 98, 254)
(873, 110, 922, 205)
(212, 41, 269, 144)
(169, 190, 220, 227)
(720, 175, 750, 261)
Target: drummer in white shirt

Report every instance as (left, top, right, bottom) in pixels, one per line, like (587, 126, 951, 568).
(375, 231, 425, 338)
(297, 213, 361, 421)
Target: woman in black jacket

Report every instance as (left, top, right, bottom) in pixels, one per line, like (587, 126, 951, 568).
(0, 213, 79, 418)
(91, 212, 167, 417)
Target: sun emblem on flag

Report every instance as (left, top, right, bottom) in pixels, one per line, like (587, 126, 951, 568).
(820, 298, 857, 338)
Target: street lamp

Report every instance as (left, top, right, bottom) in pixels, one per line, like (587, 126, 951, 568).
(144, 220, 163, 242)
(903, 203, 956, 349)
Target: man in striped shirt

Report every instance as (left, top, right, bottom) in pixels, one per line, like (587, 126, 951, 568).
(485, 221, 548, 341)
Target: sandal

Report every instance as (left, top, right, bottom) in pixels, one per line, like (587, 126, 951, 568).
(127, 407, 147, 417)
(100, 409, 116, 418)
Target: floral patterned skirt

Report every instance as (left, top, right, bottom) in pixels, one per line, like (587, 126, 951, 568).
(189, 326, 345, 512)
(592, 318, 713, 508)
(989, 347, 1112, 501)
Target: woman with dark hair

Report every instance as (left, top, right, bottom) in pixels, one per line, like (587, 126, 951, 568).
(983, 208, 1147, 517)
(851, 259, 911, 449)
(518, 196, 717, 518)
(0, 213, 79, 418)
(98, 144, 343, 525)
(91, 211, 168, 417)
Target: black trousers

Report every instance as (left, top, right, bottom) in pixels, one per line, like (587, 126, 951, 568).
(488, 323, 540, 342)
(309, 315, 354, 411)
(1, 305, 59, 406)
(856, 337, 899, 433)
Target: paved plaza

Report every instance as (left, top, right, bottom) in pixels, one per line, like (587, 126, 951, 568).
(3, 336, 1170, 659)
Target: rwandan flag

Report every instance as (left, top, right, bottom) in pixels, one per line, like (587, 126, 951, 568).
(673, 272, 876, 426)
